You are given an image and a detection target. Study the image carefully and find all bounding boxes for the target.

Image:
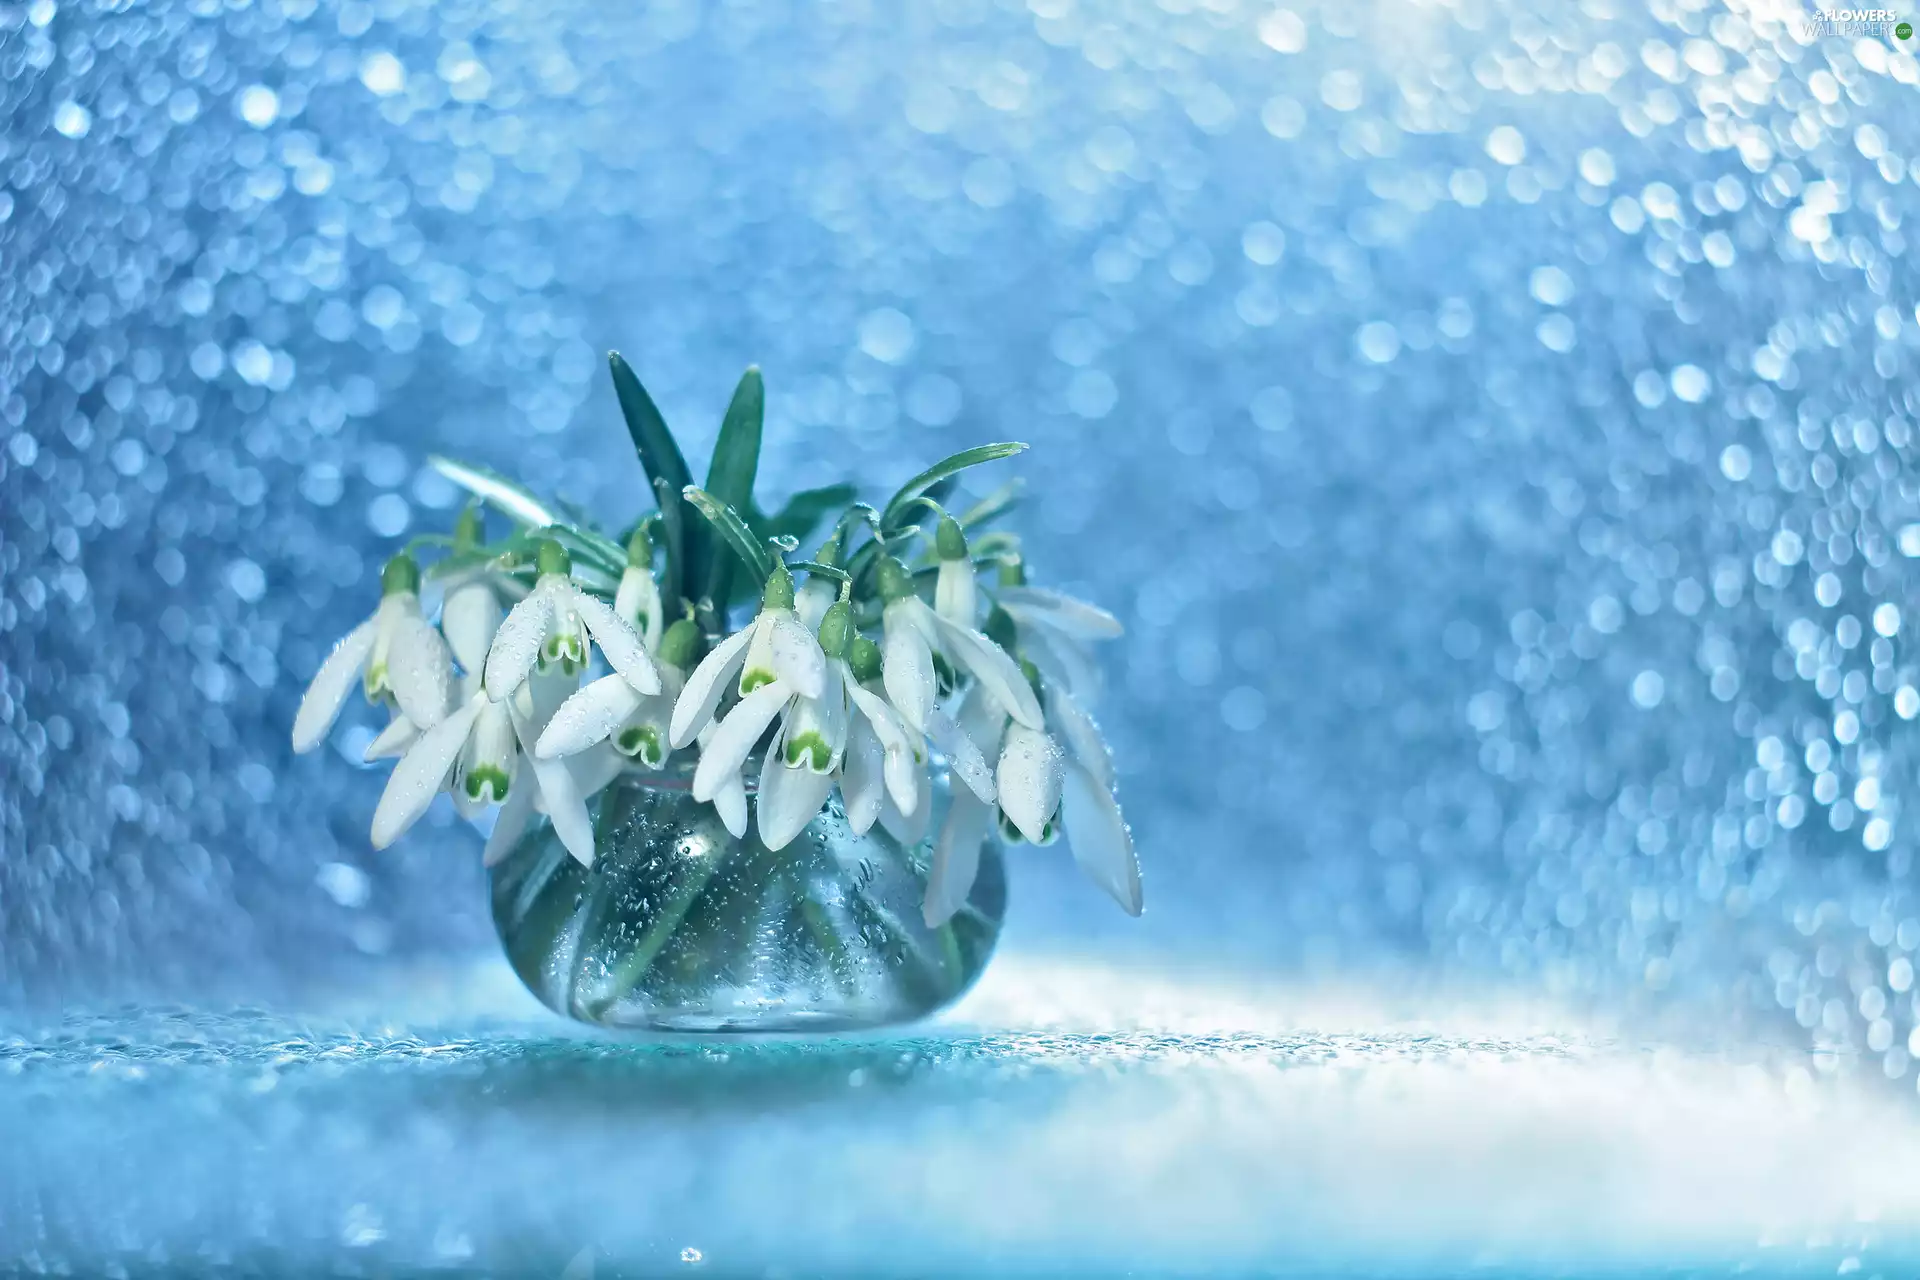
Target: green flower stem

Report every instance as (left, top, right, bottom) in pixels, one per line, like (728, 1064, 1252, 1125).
(582, 846, 727, 1020)
(854, 891, 960, 995)
(796, 885, 857, 995)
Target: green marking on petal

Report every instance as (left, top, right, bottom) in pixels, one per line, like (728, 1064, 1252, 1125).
(363, 662, 390, 700)
(540, 633, 587, 674)
(464, 766, 510, 804)
(739, 666, 776, 695)
(784, 731, 832, 772)
(997, 811, 1026, 845)
(617, 724, 665, 766)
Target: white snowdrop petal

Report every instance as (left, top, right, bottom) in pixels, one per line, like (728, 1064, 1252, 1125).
(537, 674, 643, 759)
(841, 717, 886, 835)
(935, 558, 978, 626)
(769, 611, 827, 699)
(882, 609, 937, 734)
(999, 586, 1125, 640)
(997, 724, 1064, 845)
(442, 580, 502, 675)
(363, 713, 419, 762)
(573, 588, 662, 695)
(848, 680, 914, 756)
(1047, 686, 1115, 792)
(927, 707, 996, 804)
(614, 566, 664, 651)
(880, 767, 931, 845)
(370, 698, 484, 848)
(956, 684, 1010, 759)
(291, 616, 376, 753)
(795, 577, 836, 632)
(388, 614, 456, 730)
(883, 747, 923, 817)
(924, 789, 992, 927)
(1023, 625, 1104, 705)
(757, 750, 834, 851)
(482, 771, 538, 867)
(512, 705, 596, 867)
(483, 585, 555, 699)
(712, 772, 749, 839)
(927, 606, 1044, 729)
(567, 744, 627, 799)
(670, 626, 753, 747)
(1061, 761, 1142, 916)
(692, 680, 791, 802)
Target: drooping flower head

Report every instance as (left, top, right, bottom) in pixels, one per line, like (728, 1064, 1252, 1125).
(615, 524, 666, 653)
(292, 552, 453, 755)
(933, 513, 978, 629)
(485, 540, 660, 703)
(669, 564, 825, 750)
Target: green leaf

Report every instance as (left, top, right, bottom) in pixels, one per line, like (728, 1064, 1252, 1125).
(881, 443, 1029, 531)
(425, 545, 527, 581)
(683, 486, 774, 586)
(751, 482, 860, 547)
(609, 352, 698, 597)
(651, 476, 687, 619)
(959, 478, 1025, 529)
(544, 525, 627, 582)
(700, 368, 766, 619)
(427, 456, 561, 529)
(788, 560, 850, 582)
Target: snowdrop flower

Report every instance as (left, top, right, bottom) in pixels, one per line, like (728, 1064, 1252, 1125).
(292, 554, 454, 754)
(932, 514, 978, 628)
(363, 512, 524, 764)
(794, 532, 845, 632)
(484, 540, 661, 703)
(371, 673, 598, 868)
(877, 555, 1041, 738)
(669, 565, 826, 749)
(614, 525, 665, 653)
(922, 679, 1142, 926)
(991, 560, 1124, 704)
(537, 618, 701, 768)
(364, 563, 515, 766)
(752, 616, 852, 851)
(438, 508, 513, 671)
(837, 633, 927, 836)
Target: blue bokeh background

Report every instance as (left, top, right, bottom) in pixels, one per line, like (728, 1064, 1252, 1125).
(5, 0, 1920, 1079)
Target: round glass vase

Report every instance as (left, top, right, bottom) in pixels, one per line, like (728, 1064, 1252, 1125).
(488, 759, 1006, 1033)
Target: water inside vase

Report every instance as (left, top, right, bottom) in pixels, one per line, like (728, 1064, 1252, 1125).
(489, 764, 1006, 1032)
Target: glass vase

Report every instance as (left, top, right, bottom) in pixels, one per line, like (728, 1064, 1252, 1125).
(488, 761, 1006, 1032)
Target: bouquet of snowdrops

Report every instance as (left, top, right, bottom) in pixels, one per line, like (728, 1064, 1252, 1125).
(292, 355, 1140, 926)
